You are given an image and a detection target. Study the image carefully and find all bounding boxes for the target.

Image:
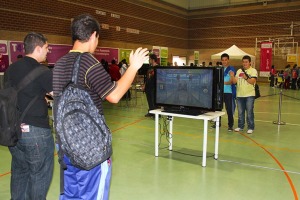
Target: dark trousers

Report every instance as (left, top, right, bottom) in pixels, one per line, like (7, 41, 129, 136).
(291, 78, 297, 90)
(145, 88, 155, 112)
(224, 93, 234, 128)
(9, 126, 54, 200)
(284, 77, 290, 89)
(270, 75, 275, 87)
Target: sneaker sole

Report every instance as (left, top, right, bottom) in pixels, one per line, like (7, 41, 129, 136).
(234, 129, 243, 132)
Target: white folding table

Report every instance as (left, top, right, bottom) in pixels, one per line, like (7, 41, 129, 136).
(149, 109, 225, 167)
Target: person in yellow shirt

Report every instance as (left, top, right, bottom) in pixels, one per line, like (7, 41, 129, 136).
(231, 55, 257, 134)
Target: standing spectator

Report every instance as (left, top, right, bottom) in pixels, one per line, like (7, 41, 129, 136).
(101, 59, 109, 73)
(0, 54, 9, 72)
(283, 64, 291, 89)
(277, 70, 284, 88)
(53, 14, 148, 200)
(109, 59, 121, 81)
(270, 65, 276, 88)
(202, 61, 206, 67)
(144, 53, 158, 117)
(4, 32, 54, 200)
(297, 66, 300, 89)
(167, 61, 173, 66)
(291, 64, 298, 90)
(119, 59, 131, 99)
(119, 59, 128, 76)
(217, 53, 236, 131)
(231, 55, 257, 134)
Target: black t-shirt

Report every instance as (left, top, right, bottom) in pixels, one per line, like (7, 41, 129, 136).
(4, 56, 53, 128)
(145, 66, 155, 92)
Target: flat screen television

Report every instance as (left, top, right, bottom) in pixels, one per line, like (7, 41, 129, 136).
(154, 66, 224, 115)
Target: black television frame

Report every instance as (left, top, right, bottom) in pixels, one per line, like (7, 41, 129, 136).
(154, 66, 224, 115)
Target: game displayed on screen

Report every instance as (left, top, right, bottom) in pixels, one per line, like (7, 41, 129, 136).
(156, 68, 213, 109)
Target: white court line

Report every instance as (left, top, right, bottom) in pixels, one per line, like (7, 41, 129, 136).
(254, 119, 300, 126)
(219, 159, 300, 175)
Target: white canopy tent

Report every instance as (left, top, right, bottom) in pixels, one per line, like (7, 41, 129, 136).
(211, 45, 255, 61)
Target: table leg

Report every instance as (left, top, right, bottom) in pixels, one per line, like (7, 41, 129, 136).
(214, 116, 220, 160)
(202, 119, 208, 167)
(155, 113, 159, 157)
(168, 116, 173, 151)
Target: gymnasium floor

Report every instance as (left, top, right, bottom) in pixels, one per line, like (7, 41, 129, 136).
(0, 84, 300, 200)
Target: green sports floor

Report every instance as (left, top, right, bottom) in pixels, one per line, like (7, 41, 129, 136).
(1, 84, 300, 200)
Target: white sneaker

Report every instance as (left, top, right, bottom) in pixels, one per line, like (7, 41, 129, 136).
(234, 127, 243, 132)
(247, 129, 253, 134)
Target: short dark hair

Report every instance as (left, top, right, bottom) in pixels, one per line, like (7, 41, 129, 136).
(149, 54, 158, 62)
(221, 53, 229, 59)
(23, 32, 47, 54)
(111, 59, 116, 64)
(71, 14, 100, 44)
(242, 55, 251, 62)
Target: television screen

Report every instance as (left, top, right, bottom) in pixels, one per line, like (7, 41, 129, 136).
(155, 67, 224, 115)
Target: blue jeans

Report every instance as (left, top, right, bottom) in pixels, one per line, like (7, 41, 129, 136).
(9, 125, 54, 200)
(236, 96, 255, 130)
(224, 93, 234, 128)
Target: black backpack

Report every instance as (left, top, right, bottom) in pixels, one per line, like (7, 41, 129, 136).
(0, 66, 47, 146)
(54, 53, 112, 170)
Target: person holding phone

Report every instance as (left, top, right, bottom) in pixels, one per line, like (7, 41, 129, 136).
(230, 55, 257, 134)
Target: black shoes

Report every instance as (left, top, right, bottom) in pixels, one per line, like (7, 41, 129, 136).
(211, 124, 221, 128)
(145, 113, 154, 117)
(211, 124, 233, 132)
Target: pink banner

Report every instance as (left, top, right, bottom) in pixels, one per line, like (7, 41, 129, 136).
(260, 42, 272, 72)
(93, 47, 119, 64)
(47, 44, 72, 65)
(9, 42, 24, 64)
(0, 41, 9, 72)
(9, 42, 119, 65)
(9, 41, 72, 65)
(0, 43, 8, 54)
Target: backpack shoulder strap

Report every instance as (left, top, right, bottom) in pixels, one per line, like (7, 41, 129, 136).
(241, 68, 250, 79)
(71, 53, 83, 84)
(71, 53, 89, 85)
(16, 65, 48, 92)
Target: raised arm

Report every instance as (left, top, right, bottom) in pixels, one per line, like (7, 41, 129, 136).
(229, 71, 237, 84)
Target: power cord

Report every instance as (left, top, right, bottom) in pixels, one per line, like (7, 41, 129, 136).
(158, 116, 172, 149)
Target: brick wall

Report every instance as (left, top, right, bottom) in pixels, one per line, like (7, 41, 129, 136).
(0, 0, 299, 63)
(188, 7, 300, 49)
(0, 0, 188, 49)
